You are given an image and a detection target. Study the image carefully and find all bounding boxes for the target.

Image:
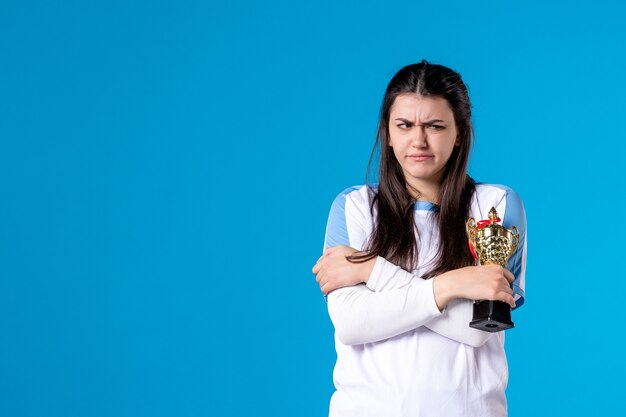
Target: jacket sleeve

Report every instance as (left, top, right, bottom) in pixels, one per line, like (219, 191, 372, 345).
(498, 186, 527, 310)
(321, 187, 444, 346)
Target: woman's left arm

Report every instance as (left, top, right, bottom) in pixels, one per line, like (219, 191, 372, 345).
(366, 256, 494, 347)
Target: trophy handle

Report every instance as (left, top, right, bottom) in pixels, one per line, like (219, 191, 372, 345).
(466, 217, 477, 243)
(466, 217, 478, 260)
(509, 226, 520, 254)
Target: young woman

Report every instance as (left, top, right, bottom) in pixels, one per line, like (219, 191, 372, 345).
(312, 61, 527, 417)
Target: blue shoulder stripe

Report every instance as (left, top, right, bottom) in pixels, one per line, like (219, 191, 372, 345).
(492, 184, 527, 309)
(323, 185, 363, 250)
(322, 185, 364, 303)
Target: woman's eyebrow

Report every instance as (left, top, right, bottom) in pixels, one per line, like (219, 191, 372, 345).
(394, 117, 446, 124)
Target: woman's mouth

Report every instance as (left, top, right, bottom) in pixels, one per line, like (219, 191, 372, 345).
(408, 155, 433, 161)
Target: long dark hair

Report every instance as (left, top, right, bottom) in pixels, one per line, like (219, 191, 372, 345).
(348, 60, 477, 279)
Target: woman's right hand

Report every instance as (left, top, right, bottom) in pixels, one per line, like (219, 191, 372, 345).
(312, 245, 377, 296)
(433, 265, 516, 312)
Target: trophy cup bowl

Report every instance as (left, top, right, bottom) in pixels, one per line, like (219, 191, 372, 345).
(466, 207, 519, 333)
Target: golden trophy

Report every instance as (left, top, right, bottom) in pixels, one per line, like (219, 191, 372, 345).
(466, 207, 520, 332)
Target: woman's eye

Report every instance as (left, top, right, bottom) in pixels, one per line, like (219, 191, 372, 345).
(397, 123, 444, 130)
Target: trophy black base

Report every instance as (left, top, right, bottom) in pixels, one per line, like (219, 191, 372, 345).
(469, 300, 514, 333)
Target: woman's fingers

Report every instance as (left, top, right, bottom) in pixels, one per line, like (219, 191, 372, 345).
(499, 267, 515, 284)
(320, 282, 333, 295)
(323, 246, 336, 256)
(499, 281, 513, 295)
(485, 264, 514, 284)
(500, 269, 515, 308)
(316, 268, 326, 285)
(314, 245, 366, 294)
(495, 290, 515, 308)
(497, 279, 515, 307)
(312, 254, 325, 274)
(505, 294, 516, 308)
(314, 252, 332, 292)
(316, 265, 340, 294)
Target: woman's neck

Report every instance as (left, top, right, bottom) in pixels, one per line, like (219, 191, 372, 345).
(407, 180, 440, 204)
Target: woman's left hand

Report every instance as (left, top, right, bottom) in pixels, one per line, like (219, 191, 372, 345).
(312, 245, 377, 295)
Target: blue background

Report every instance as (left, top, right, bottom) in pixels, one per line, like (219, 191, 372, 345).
(1, 0, 624, 416)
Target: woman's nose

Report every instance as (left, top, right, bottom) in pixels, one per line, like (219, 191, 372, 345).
(412, 126, 428, 147)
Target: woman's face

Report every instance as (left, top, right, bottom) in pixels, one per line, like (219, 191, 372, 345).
(388, 93, 459, 191)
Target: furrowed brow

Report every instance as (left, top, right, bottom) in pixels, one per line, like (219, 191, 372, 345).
(394, 118, 445, 124)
